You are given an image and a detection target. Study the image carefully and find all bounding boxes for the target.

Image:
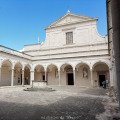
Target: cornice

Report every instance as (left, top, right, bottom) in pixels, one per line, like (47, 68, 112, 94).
(23, 42, 108, 53)
(32, 54, 110, 61)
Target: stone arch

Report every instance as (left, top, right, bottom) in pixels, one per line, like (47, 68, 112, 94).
(34, 64, 44, 71)
(47, 64, 58, 71)
(60, 63, 73, 71)
(92, 61, 110, 88)
(14, 62, 23, 69)
(75, 62, 90, 70)
(1, 59, 12, 86)
(34, 64, 45, 81)
(33, 64, 44, 70)
(1, 59, 13, 67)
(92, 60, 110, 70)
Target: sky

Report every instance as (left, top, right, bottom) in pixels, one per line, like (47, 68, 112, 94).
(0, 0, 107, 50)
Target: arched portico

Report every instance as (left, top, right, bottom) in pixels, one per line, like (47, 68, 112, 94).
(34, 65, 45, 81)
(60, 63, 74, 85)
(1, 60, 12, 86)
(47, 64, 59, 85)
(92, 62, 110, 88)
(24, 64, 31, 85)
(14, 62, 22, 85)
(75, 63, 91, 87)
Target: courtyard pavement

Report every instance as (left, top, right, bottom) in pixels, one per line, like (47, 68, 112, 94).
(0, 86, 109, 120)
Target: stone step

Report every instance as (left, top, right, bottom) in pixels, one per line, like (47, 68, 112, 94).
(23, 87, 55, 92)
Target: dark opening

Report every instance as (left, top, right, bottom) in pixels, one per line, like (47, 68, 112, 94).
(43, 75, 45, 81)
(67, 73, 74, 85)
(99, 75, 106, 87)
(21, 74, 22, 85)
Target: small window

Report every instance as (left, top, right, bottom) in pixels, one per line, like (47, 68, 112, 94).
(66, 32, 73, 44)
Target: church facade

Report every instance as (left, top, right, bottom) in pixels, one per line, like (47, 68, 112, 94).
(0, 12, 113, 88)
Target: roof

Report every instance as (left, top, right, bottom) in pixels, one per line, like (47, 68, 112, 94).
(45, 12, 97, 29)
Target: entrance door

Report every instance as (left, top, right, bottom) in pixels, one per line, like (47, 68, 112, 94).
(67, 73, 74, 85)
(99, 75, 105, 87)
(43, 75, 45, 81)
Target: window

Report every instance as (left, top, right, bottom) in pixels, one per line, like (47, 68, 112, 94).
(66, 32, 73, 44)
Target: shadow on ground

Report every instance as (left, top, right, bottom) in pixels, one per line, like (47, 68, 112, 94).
(0, 96, 105, 120)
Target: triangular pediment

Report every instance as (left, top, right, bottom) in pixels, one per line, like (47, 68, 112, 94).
(46, 13, 96, 29)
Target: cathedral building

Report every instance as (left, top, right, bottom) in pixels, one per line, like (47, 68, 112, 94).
(0, 12, 113, 88)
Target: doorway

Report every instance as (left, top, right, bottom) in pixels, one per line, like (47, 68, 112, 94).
(43, 75, 45, 81)
(99, 75, 106, 87)
(67, 73, 74, 85)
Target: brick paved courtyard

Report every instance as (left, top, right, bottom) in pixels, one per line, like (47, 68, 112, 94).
(0, 86, 108, 120)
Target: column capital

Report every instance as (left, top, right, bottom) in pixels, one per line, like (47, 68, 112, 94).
(109, 67, 112, 71)
(90, 69, 93, 72)
(12, 62, 15, 70)
(44, 68, 47, 72)
(58, 67, 60, 71)
(73, 66, 76, 71)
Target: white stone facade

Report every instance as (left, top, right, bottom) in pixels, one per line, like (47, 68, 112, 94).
(0, 12, 113, 88)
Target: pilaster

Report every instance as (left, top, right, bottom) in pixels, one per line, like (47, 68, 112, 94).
(30, 70, 34, 85)
(0, 67, 1, 85)
(11, 69, 14, 86)
(90, 69, 94, 87)
(73, 67, 76, 86)
(58, 67, 61, 86)
(22, 69, 24, 86)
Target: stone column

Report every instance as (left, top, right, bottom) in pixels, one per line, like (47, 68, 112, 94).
(90, 69, 94, 87)
(11, 69, 14, 86)
(73, 67, 76, 86)
(58, 68, 61, 86)
(45, 69, 47, 83)
(109, 68, 113, 87)
(110, 0, 120, 106)
(22, 70, 24, 86)
(30, 71, 34, 85)
(0, 67, 1, 85)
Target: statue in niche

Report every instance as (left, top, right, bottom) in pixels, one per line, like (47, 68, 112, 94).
(83, 67, 88, 78)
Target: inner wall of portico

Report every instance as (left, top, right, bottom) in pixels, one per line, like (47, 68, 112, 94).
(47, 65, 59, 85)
(1, 60, 12, 86)
(60, 70, 67, 85)
(92, 63, 110, 87)
(34, 65, 45, 81)
(14, 63, 22, 85)
(60, 65, 74, 85)
(75, 65, 91, 87)
(35, 72, 43, 81)
(24, 66, 30, 85)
